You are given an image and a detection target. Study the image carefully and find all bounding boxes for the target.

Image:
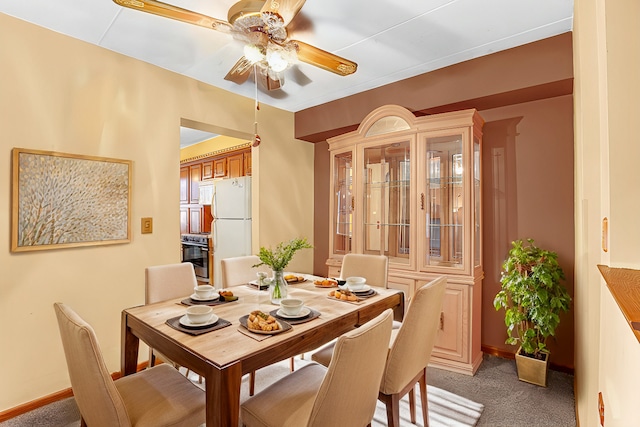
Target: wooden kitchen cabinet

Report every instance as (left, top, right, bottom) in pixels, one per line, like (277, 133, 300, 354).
(180, 166, 189, 204)
(189, 164, 201, 203)
(180, 146, 250, 234)
(213, 158, 227, 178)
(227, 153, 244, 178)
(180, 206, 189, 234)
(202, 161, 214, 180)
(244, 152, 252, 176)
(326, 105, 484, 375)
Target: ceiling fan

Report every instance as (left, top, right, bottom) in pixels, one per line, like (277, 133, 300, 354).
(112, 0, 358, 91)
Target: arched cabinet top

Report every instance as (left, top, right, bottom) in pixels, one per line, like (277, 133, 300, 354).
(357, 105, 416, 137)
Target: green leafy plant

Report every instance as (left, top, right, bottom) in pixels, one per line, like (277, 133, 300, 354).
(493, 239, 571, 359)
(254, 237, 313, 271)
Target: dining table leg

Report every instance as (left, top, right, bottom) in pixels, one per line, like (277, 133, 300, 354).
(204, 361, 243, 427)
(120, 311, 139, 375)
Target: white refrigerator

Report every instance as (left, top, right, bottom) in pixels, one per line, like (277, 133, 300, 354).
(212, 176, 252, 287)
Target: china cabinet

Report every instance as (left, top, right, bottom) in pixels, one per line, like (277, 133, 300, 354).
(326, 105, 484, 374)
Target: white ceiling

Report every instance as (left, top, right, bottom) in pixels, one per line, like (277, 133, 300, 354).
(1, 0, 572, 113)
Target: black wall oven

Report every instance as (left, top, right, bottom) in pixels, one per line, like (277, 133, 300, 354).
(181, 233, 212, 283)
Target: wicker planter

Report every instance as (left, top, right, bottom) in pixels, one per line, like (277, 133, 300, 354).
(515, 347, 548, 387)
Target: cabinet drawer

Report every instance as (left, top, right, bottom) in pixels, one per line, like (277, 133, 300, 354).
(388, 276, 414, 302)
(327, 266, 341, 279)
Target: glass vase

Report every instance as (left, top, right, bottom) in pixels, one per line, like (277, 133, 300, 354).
(269, 270, 288, 304)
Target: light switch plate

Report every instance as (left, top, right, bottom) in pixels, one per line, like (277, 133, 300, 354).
(141, 217, 153, 234)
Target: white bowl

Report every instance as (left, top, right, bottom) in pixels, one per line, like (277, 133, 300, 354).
(186, 305, 213, 324)
(194, 285, 215, 299)
(345, 276, 366, 291)
(280, 298, 304, 316)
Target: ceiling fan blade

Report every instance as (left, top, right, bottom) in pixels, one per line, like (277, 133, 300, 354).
(224, 57, 254, 85)
(290, 40, 357, 76)
(112, 0, 232, 33)
(261, 0, 306, 26)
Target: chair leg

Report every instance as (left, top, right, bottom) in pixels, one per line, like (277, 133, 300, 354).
(383, 393, 401, 427)
(408, 386, 416, 423)
(290, 357, 295, 372)
(148, 348, 156, 368)
(419, 368, 429, 427)
(249, 371, 256, 396)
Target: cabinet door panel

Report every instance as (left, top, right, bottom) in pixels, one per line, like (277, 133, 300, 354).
(227, 154, 243, 178)
(214, 158, 227, 178)
(202, 161, 214, 180)
(189, 207, 202, 234)
(180, 167, 189, 204)
(190, 164, 201, 203)
(244, 152, 252, 176)
(180, 206, 189, 234)
(431, 282, 467, 362)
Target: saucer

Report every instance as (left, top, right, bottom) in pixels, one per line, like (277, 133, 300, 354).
(276, 307, 311, 319)
(179, 313, 218, 328)
(190, 293, 218, 302)
(348, 284, 371, 293)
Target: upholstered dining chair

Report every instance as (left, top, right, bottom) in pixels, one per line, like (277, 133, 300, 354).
(339, 253, 389, 288)
(340, 253, 403, 329)
(241, 309, 394, 427)
(220, 255, 271, 288)
(221, 255, 279, 396)
(53, 302, 205, 427)
(312, 276, 448, 427)
(145, 262, 198, 374)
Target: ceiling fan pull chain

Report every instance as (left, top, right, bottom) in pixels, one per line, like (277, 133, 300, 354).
(253, 64, 261, 147)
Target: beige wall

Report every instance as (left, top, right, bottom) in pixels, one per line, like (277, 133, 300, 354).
(574, 0, 640, 425)
(0, 13, 313, 412)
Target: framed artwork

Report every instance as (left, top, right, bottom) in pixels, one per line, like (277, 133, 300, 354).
(11, 148, 132, 252)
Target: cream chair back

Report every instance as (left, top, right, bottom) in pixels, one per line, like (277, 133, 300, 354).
(340, 253, 389, 288)
(54, 303, 130, 426)
(145, 262, 198, 304)
(308, 309, 393, 427)
(221, 255, 271, 288)
(381, 276, 447, 394)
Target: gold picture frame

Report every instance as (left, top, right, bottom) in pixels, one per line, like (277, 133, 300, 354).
(11, 148, 132, 252)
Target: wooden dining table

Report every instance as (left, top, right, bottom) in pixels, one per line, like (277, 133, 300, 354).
(120, 277, 404, 427)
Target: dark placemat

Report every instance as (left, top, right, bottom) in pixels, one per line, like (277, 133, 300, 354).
(353, 289, 378, 299)
(166, 315, 232, 336)
(269, 308, 321, 325)
(180, 297, 238, 306)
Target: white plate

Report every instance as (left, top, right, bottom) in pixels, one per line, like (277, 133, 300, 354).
(179, 314, 219, 328)
(276, 307, 311, 319)
(348, 284, 371, 293)
(190, 293, 218, 302)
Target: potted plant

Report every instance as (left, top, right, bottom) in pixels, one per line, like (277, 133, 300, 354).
(254, 237, 313, 303)
(493, 238, 571, 386)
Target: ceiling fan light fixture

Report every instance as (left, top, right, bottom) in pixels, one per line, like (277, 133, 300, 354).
(266, 49, 288, 72)
(244, 43, 266, 63)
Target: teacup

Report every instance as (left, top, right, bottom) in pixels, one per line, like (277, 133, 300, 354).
(280, 298, 304, 316)
(346, 276, 366, 291)
(194, 285, 215, 299)
(186, 305, 213, 324)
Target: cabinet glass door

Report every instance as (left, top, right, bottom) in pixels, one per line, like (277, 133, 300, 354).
(362, 140, 411, 264)
(425, 134, 464, 269)
(333, 151, 353, 255)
